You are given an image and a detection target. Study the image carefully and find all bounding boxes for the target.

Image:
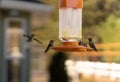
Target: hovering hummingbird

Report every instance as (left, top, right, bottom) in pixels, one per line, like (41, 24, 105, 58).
(44, 40, 55, 53)
(23, 34, 42, 44)
(88, 38, 98, 52)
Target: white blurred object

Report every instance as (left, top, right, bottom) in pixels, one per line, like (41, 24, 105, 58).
(7, 47, 23, 65)
(95, 62, 111, 77)
(110, 63, 120, 80)
(65, 60, 79, 82)
(66, 60, 120, 81)
(11, 47, 23, 58)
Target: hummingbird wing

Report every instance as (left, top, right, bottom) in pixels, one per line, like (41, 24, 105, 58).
(34, 38, 43, 44)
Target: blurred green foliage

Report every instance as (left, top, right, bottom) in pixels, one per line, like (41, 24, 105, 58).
(98, 15, 120, 43)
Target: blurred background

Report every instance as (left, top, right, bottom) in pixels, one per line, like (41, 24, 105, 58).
(0, 0, 120, 82)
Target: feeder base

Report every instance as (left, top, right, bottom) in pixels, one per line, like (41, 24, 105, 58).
(52, 42, 91, 52)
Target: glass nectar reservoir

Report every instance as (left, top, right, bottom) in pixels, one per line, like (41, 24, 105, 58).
(59, 0, 83, 42)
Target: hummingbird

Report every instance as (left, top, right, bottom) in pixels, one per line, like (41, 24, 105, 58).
(44, 40, 54, 53)
(88, 38, 98, 52)
(23, 34, 42, 44)
(79, 41, 87, 47)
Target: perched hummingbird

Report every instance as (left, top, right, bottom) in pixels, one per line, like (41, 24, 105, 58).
(88, 38, 98, 52)
(44, 40, 54, 53)
(23, 34, 42, 44)
(79, 41, 87, 47)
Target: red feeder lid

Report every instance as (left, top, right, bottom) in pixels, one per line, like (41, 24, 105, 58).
(59, 0, 83, 8)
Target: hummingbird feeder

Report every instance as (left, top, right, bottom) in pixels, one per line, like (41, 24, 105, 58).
(52, 0, 91, 52)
